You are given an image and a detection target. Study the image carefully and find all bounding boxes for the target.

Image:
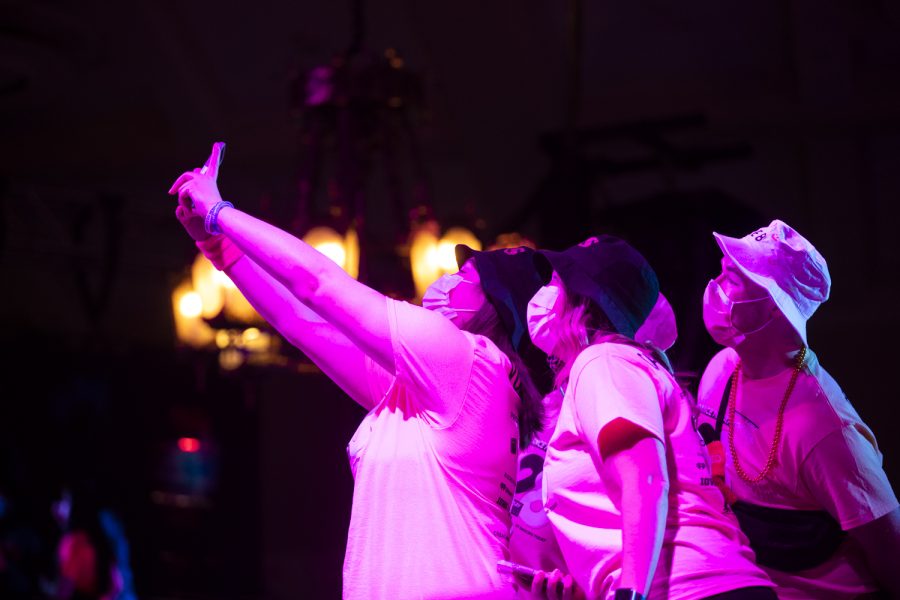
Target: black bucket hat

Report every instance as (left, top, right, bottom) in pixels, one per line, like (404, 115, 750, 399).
(456, 244, 554, 394)
(534, 235, 659, 339)
(455, 245, 545, 352)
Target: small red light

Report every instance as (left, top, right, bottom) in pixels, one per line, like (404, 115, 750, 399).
(178, 437, 201, 453)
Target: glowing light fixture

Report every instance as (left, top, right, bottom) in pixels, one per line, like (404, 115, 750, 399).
(488, 232, 536, 251)
(409, 222, 482, 299)
(172, 281, 215, 347)
(303, 225, 360, 279)
(191, 254, 225, 319)
(178, 292, 203, 319)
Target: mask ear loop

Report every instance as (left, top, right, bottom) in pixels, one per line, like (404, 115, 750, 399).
(733, 297, 776, 336)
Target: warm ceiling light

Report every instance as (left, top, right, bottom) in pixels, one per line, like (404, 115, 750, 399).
(191, 254, 225, 318)
(303, 225, 359, 279)
(171, 281, 215, 347)
(178, 292, 203, 319)
(409, 222, 482, 299)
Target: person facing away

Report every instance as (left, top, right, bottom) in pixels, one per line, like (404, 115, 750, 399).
(696, 219, 900, 599)
(509, 292, 678, 600)
(169, 142, 546, 600)
(529, 235, 774, 600)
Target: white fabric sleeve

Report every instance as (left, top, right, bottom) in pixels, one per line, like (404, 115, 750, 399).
(385, 298, 475, 424)
(362, 354, 395, 409)
(800, 424, 900, 530)
(570, 345, 665, 462)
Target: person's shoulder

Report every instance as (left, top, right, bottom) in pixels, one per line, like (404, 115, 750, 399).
(466, 331, 511, 371)
(698, 348, 738, 395)
(703, 347, 739, 377)
(803, 351, 849, 404)
(792, 350, 861, 429)
(571, 341, 621, 370)
(571, 341, 661, 381)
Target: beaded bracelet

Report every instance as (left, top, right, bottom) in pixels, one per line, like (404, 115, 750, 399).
(204, 200, 234, 235)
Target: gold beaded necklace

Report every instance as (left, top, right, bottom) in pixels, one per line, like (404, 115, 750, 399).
(727, 347, 808, 484)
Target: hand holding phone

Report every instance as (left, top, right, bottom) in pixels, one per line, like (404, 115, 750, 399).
(498, 560, 584, 600)
(497, 559, 537, 587)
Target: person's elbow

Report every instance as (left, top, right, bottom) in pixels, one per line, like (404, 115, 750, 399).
(284, 261, 330, 304)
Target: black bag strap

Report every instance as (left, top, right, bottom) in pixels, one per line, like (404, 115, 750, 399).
(714, 370, 734, 440)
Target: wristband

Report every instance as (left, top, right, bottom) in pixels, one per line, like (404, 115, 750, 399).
(205, 200, 234, 235)
(614, 589, 646, 600)
(196, 235, 244, 272)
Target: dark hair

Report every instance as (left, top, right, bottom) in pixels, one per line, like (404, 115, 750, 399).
(462, 301, 544, 449)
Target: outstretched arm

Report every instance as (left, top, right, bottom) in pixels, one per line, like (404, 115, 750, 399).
(169, 144, 395, 374)
(169, 144, 472, 420)
(226, 254, 385, 410)
(173, 173, 385, 409)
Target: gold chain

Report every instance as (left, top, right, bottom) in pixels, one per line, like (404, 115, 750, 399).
(727, 347, 807, 484)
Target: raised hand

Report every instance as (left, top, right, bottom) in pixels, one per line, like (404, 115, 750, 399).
(168, 142, 226, 219)
(174, 169, 212, 241)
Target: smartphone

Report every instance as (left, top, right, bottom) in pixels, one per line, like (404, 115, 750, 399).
(497, 559, 536, 587)
(200, 141, 226, 175)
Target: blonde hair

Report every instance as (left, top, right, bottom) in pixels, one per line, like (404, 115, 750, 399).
(551, 289, 660, 389)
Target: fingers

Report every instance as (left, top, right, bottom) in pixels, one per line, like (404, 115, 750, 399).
(203, 141, 226, 180)
(168, 171, 197, 195)
(546, 569, 564, 600)
(177, 185, 194, 210)
(561, 573, 574, 600)
(530, 570, 547, 596)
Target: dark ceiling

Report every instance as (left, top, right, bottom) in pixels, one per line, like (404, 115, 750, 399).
(3, 0, 900, 361)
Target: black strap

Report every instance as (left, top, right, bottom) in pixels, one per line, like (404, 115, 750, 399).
(714, 370, 734, 440)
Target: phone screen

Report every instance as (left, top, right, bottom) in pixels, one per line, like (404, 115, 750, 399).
(497, 560, 536, 587)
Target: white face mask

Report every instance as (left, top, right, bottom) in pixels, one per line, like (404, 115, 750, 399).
(527, 283, 564, 356)
(422, 273, 479, 321)
(702, 279, 772, 347)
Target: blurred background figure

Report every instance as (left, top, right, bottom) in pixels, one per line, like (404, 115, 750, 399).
(51, 486, 136, 600)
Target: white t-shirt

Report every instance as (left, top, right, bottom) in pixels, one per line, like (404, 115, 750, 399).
(543, 342, 772, 600)
(343, 298, 520, 600)
(698, 347, 900, 600)
(509, 389, 567, 575)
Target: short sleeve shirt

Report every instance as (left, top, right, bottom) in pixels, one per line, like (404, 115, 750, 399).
(543, 343, 771, 600)
(697, 348, 900, 599)
(342, 299, 520, 600)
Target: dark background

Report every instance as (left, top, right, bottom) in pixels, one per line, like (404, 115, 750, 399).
(2, 1, 899, 598)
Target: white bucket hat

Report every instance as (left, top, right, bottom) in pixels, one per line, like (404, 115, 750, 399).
(713, 219, 830, 346)
(635, 292, 677, 351)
